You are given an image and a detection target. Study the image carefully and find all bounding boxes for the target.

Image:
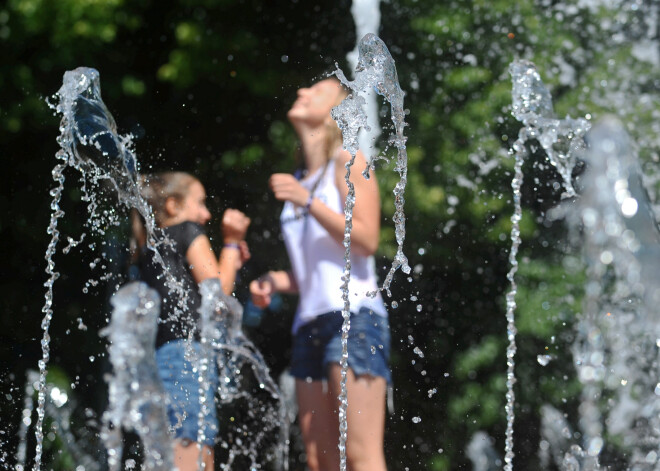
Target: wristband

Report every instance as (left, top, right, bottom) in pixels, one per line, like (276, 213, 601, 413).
(305, 194, 314, 211)
(223, 242, 241, 250)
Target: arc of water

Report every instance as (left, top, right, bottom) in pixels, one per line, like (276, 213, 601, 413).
(334, 33, 411, 297)
(53, 67, 189, 321)
(35, 67, 193, 470)
(332, 32, 409, 471)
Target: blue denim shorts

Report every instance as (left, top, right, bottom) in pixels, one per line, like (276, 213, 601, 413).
(290, 307, 391, 384)
(155, 339, 219, 446)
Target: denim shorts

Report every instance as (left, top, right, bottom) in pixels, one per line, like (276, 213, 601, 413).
(290, 307, 391, 384)
(155, 339, 219, 446)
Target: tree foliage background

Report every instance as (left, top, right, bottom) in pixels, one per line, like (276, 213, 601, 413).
(1, 0, 658, 469)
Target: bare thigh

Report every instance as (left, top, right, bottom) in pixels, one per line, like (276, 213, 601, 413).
(327, 364, 388, 471)
(296, 379, 340, 471)
(173, 441, 213, 471)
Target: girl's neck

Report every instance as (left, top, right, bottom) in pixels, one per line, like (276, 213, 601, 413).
(160, 216, 184, 228)
(295, 122, 329, 174)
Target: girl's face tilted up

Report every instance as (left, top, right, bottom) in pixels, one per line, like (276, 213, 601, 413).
(170, 180, 212, 226)
(287, 78, 344, 127)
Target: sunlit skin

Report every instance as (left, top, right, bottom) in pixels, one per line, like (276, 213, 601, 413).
(162, 179, 251, 292)
(250, 79, 388, 471)
(161, 178, 251, 470)
(166, 180, 212, 226)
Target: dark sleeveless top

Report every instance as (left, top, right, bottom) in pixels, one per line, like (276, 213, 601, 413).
(138, 221, 205, 348)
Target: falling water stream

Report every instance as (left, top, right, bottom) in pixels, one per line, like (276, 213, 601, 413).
(331, 32, 410, 471)
(506, 60, 590, 470)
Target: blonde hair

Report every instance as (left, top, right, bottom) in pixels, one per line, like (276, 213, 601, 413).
(139, 171, 198, 226)
(323, 76, 350, 160)
(295, 76, 350, 168)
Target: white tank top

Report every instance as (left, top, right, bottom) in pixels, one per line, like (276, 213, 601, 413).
(281, 158, 387, 334)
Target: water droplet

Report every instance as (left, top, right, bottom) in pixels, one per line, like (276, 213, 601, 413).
(645, 451, 658, 464)
(412, 416, 421, 423)
(587, 437, 603, 456)
(537, 354, 554, 366)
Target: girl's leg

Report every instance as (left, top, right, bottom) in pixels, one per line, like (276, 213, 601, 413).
(327, 364, 388, 471)
(296, 379, 341, 471)
(173, 442, 214, 471)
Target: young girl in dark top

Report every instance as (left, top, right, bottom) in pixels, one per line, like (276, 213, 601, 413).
(137, 171, 250, 471)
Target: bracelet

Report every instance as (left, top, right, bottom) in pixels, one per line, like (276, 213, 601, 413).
(223, 242, 241, 250)
(305, 194, 314, 211)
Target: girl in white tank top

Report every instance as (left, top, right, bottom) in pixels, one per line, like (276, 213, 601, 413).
(249, 77, 390, 471)
(280, 156, 386, 333)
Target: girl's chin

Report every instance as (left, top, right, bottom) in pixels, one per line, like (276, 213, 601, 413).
(287, 110, 306, 122)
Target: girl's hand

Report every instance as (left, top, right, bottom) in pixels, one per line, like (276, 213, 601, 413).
(222, 209, 251, 242)
(269, 173, 309, 207)
(249, 275, 275, 308)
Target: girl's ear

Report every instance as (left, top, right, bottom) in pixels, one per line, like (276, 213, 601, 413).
(164, 196, 180, 217)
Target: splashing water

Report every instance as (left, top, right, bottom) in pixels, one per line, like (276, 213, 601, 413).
(539, 405, 574, 470)
(509, 60, 590, 199)
(53, 67, 189, 318)
(466, 431, 502, 471)
(197, 279, 289, 470)
(100, 282, 174, 471)
(509, 60, 660, 470)
(505, 60, 591, 470)
(33, 67, 286, 471)
(561, 116, 660, 470)
(331, 32, 409, 471)
(15, 371, 102, 471)
(334, 33, 411, 298)
(35, 67, 192, 470)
